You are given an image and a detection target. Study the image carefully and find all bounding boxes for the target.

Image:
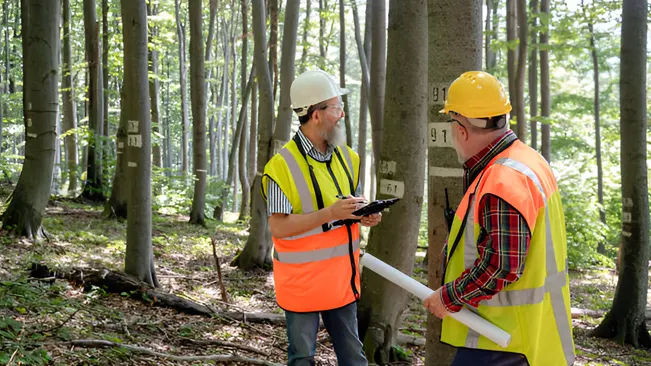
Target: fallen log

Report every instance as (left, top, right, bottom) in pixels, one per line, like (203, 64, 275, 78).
(29, 264, 426, 347)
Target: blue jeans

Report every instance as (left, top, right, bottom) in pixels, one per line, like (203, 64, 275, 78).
(285, 302, 367, 366)
(451, 348, 529, 366)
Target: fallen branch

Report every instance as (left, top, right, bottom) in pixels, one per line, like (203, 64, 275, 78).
(211, 236, 229, 303)
(396, 333, 426, 346)
(39, 340, 282, 365)
(180, 337, 267, 355)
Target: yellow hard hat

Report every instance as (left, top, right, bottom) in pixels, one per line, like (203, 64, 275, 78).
(439, 71, 512, 119)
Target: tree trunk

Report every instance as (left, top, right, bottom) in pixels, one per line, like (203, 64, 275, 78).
(102, 0, 110, 174)
(506, 0, 517, 122)
(104, 86, 128, 220)
(248, 79, 257, 185)
(269, 0, 279, 101)
(582, 0, 606, 253)
(529, 0, 538, 150)
(189, 0, 207, 226)
(351, 0, 370, 195)
(121, 0, 158, 288)
(339, 0, 352, 147)
(426, 0, 482, 363)
(369, 0, 386, 163)
(318, 0, 326, 68)
(218, 25, 231, 181)
(81, 0, 106, 202)
(515, 0, 527, 140)
(299, 0, 311, 74)
(590, 0, 651, 348)
(237, 0, 251, 222)
(229, 36, 239, 212)
(62, 0, 78, 194)
(232, 0, 274, 270)
(274, 0, 300, 143)
(147, 3, 162, 168)
(165, 56, 173, 171)
(358, 1, 427, 363)
(485, 0, 493, 72)
(206, 0, 218, 177)
(175, 0, 189, 174)
(1, 0, 60, 239)
(540, 0, 550, 161)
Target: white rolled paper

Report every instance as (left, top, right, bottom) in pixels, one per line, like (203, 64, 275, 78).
(360, 253, 511, 348)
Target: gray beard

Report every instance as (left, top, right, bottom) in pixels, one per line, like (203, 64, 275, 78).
(325, 123, 347, 147)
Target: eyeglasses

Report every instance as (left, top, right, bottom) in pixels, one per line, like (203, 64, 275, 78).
(321, 102, 345, 112)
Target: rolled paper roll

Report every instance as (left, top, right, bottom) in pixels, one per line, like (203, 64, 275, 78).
(360, 252, 512, 348)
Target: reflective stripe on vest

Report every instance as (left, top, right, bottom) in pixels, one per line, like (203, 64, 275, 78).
(273, 237, 361, 264)
(460, 157, 574, 364)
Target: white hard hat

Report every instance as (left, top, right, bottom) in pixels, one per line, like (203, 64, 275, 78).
(290, 69, 349, 117)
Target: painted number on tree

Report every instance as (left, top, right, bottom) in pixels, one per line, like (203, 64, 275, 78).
(128, 120, 139, 133)
(428, 122, 453, 147)
(379, 179, 404, 198)
(128, 134, 142, 148)
(379, 160, 397, 176)
(430, 85, 448, 104)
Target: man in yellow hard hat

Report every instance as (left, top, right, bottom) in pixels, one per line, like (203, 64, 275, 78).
(262, 69, 381, 365)
(423, 71, 575, 366)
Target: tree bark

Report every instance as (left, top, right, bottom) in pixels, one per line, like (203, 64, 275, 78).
(189, 0, 207, 226)
(339, 0, 352, 147)
(1, 0, 60, 239)
(148, 3, 162, 168)
(102, 0, 110, 174)
(591, 0, 651, 348)
(485, 0, 493, 71)
(81, 0, 106, 202)
(248, 79, 257, 185)
(318, 0, 327, 68)
(351, 0, 370, 194)
(165, 56, 173, 171)
(515, 0, 527, 140)
(121, 0, 158, 287)
(175, 0, 189, 174)
(299, 0, 311, 74)
(268, 0, 279, 101)
(369, 0, 386, 163)
(426, 0, 482, 363)
(62, 0, 78, 194)
(529, 0, 538, 149)
(540, 0, 551, 161)
(232, 0, 274, 270)
(357, 1, 427, 363)
(206, 0, 218, 177)
(274, 0, 300, 143)
(506, 0, 517, 122)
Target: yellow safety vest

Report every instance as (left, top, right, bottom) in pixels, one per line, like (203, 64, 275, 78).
(262, 134, 361, 312)
(441, 140, 575, 366)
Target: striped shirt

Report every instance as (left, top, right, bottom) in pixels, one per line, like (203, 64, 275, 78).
(441, 130, 532, 312)
(266, 129, 359, 216)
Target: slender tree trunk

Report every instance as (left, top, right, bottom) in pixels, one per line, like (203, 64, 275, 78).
(165, 56, 173, 171)
(229, 35, 238, 211)
(147, 3, 162, 168)
(485, 0, 493, 71)
(102, 0, 110, 173)
(62, 0, 78, 194)
(81, 0, 106, 202)
(339, 0, 352, 147)
(232, 0, 275, 270)
(591, 0, 650, 348)
(237, 0, 251, 222)
(175, 0, 189, 174)
(369, 0, 386, 163)
(189, 0, 207, 225)
(248, 79, 257, 185)
(515, 0, 527, 139)
(299, 0, 311, 73)
(318, 0, 326, 68)
(351, 0, 370, 194)
(206, 0, 218, 176)
(104, 85, 128, 219)
(529, 0, 538, 149)
(274, 0, 300, 142)
(121, 0, 158, 288)
(540, 0, 550, 161)
(358, 1, 427, 363)
(506, 0, 517, 119)
(426, 0, 482, 363)
(1, 0, 60, 239)
(269, 0, 279, 100)
(218, 25, 231, 181)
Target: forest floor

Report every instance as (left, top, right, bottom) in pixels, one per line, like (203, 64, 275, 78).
(1, 192, 651, 365)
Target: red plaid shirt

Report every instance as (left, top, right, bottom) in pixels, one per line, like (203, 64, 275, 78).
(441, 130, 532, 312)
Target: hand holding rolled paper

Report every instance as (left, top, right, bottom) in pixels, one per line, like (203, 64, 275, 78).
(359, 252, 511, 348)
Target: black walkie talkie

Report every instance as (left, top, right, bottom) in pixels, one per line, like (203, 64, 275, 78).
(444, 188, 455, 232)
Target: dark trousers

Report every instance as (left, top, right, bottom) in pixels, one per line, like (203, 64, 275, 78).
(451, 348, 529, 366)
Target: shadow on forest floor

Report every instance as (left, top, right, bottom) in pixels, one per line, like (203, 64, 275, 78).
(0, 188, 650, 365)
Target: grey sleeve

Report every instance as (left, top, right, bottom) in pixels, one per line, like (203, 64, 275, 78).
(267, 179, 293, 216)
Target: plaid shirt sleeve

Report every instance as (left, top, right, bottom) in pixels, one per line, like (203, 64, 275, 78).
(440, 194, 531, 312)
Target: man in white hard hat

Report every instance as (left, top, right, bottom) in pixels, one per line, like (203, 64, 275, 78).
(261, 69, 381, 365)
